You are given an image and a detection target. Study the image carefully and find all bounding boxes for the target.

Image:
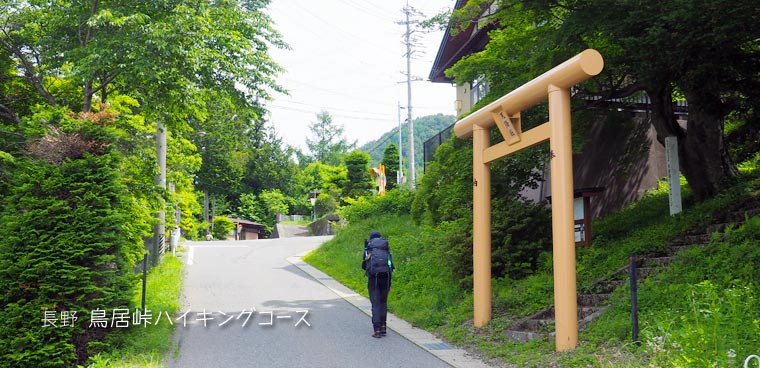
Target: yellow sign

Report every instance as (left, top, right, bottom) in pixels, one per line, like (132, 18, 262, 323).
(491, 111, 522, 145)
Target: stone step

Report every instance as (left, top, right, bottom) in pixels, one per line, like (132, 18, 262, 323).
(705, 222, 741, 234)
(635, 267, 660, 279)
(594, 279, 625, 294)
(666, 243, 707, 256)
(523, 306, 601, 323)
(504, 329, 547, 343)
(726, 207, 760, 223)
(516, 318, 554, 332)
(670, 233, 714, 246)
(641, 256, 675, 267)
(577, 293, 611, 307)
(506, 305, 606, 341)
(579, 306, 609, 330)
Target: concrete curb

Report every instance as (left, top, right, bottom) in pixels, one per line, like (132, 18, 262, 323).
(287, 253, 491, 368)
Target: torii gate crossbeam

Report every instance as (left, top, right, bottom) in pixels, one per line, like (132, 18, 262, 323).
(453, 49, 604, 351)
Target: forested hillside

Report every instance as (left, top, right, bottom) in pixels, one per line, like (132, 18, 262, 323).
(359, 113, 455, 169)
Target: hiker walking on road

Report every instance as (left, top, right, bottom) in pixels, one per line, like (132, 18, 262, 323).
(362, 231, 395, 338)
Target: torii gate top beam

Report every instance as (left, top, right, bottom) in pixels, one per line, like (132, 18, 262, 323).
(453, 49, 604, 139)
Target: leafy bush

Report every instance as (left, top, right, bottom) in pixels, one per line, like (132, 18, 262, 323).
(411, 137, 472, 225)
(212, 216, 234, 240)
(412, 135, 551, 280)
(0, 151, 143, 366)
(314, 190, 338, 218)
(491, 197, 552, 279)
(339, 188, 415, 224)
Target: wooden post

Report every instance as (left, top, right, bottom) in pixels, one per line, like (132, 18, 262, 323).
(472, 124, 492, 327)
(548, 85, 579, 351)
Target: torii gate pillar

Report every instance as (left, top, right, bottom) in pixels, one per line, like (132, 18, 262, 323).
(456, 49, 604, 351)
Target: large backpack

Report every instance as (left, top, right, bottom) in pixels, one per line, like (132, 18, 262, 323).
(366, 238, 392, 276)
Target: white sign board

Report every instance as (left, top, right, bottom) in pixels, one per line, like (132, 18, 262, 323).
(665, 136, 682, 215)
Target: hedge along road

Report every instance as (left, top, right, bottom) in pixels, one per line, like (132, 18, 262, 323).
(168, 236, 451, 368)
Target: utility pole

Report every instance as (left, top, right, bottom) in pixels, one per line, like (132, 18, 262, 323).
(401, 3, 418, 188)
(153, 120, 167, 266)
(397, 101, 405, 185)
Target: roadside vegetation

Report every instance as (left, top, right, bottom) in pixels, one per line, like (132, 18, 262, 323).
(0, 1, 452, 365)
(86, 254, 183, 368)
(306, 156, 760, 367)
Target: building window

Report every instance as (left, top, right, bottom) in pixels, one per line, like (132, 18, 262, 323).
(471, 78, 490, 107)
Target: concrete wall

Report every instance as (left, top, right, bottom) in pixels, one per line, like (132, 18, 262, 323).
(456, 83, 470, 117)
(308, 214, 341, 236)
(539, 111, 666, 218)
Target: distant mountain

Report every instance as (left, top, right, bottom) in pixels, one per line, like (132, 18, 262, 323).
(359, 113, 455, 170)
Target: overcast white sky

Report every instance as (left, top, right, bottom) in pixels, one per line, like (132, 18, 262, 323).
(265, 0, 457, 152)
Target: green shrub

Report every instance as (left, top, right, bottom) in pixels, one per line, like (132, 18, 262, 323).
(491, 198, 552, 279)
(339, 188, 415, 223)
(212, 216, 234, 239)
(314, 191, 338, 218)
(187, 219, 210, 241)
(0, 152, 143, 366)
(412, 136, 552, 280)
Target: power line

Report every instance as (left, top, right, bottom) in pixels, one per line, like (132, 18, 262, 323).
(282, 0, 389, 50)
(278, 77, 400, 107)
(335, 0, 397, 21)
(269, 104, 394, 122)
(275, 100, 396, 118)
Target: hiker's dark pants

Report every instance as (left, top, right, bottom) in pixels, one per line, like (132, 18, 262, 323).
(368, 272, 391, 330)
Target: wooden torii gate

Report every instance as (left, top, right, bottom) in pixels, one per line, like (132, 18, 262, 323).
(453, 49, 604, 351)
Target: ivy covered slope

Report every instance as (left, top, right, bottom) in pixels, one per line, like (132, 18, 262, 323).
(0, 123, 144, 367)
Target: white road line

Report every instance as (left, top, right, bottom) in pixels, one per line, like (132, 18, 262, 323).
(187, 245, 194, 265)
(191, 245, 250, 248)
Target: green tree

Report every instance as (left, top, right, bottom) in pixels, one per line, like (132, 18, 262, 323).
(315, 191, 338, 218)
(301, 161, 348, 196)
(446, 0, 760, 200)
(306, 110, 355, 166)
(1, 0, 290, 237)
(212, 216, 235, 240)
(381, 143, 400, 190)
(0, 124, 143, 366)
(258, 190, 289, 226)
(244, 126, 300, 197)
(194, 112, 247, 204)
(235, 190, 290, 234)
(236, 193, 264, 222)
(412, 133, 550, 281)
(342, 150, 373, 200)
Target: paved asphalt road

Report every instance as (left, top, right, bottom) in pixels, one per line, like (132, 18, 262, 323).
(167, 237, 451, 368)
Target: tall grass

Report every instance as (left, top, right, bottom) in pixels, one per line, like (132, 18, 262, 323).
(86, 254, 183, 368)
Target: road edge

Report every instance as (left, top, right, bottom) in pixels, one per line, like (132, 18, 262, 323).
(286, 253, 491, 368)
